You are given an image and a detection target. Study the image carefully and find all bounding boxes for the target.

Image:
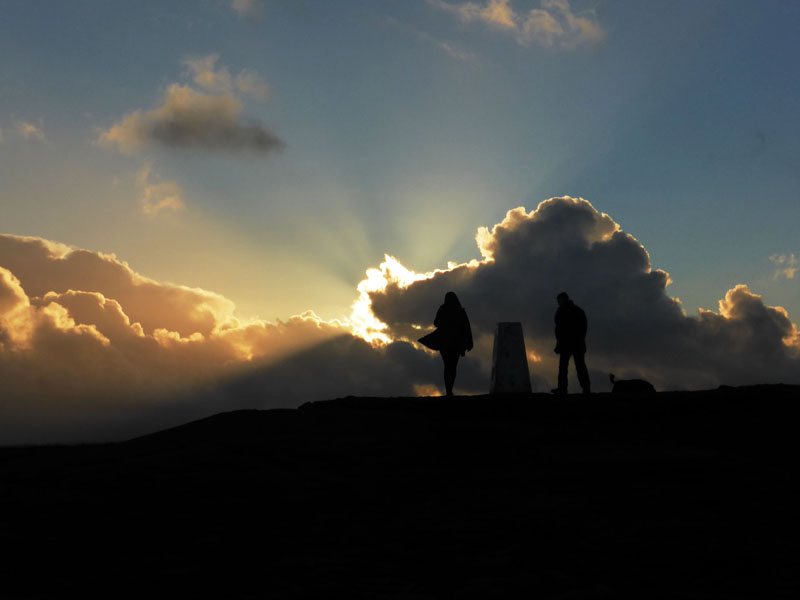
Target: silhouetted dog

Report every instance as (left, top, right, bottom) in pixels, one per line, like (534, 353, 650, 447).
(609, 374, 656, 395)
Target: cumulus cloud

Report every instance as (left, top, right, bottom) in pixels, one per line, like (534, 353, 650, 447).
(3, 198, 799, 444)
(361, 197, 800, 392)
(135, 164, 185, 216)
(231, 0, 264, 21)
(15, 120, 46, 141)
(0, 237, 345, 443)
(0, 233, 236, 338)
(770, 253, 798, 280)
(97, 57, 282, 155)
(0, 234, 464, 444)
(429, 0, 604, 48)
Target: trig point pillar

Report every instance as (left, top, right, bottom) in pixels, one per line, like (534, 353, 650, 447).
(490, 322, 532, 394)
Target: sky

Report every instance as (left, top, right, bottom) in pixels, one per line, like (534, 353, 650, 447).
(1, 1, 799, 443)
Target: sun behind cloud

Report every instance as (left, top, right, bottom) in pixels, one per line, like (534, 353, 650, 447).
(3, 198, 800, 444)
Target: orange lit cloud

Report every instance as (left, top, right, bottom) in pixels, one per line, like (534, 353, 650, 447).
(0, 234, 237, 337)
(429, 0, 604, 48)
(0, 234, 351, 386)
(0, 234, 455, 444)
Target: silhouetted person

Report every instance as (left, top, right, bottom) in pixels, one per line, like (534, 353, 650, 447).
(426, 291, 473, 397)
(552, 292, 591, 396)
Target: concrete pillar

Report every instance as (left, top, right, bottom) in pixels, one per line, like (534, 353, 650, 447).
(490, 322, 532, 394)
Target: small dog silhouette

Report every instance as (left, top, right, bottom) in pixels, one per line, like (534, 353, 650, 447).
(609, 373, 656, 394)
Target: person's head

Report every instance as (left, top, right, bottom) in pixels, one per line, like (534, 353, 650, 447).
(557, 292, 570, 307)
(444, 291, 461, 307)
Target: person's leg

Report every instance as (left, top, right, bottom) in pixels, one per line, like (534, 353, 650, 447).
(574, 353, 591, 394)
(555, 352, 570, 394)
(441, 350, 459, 396)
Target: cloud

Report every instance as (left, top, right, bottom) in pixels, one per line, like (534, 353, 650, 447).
(234, 70, 271, 101)
(430, 0, 515, 29)
(0, 234, 462, 444)
(0, 126, 3, 143)
(97, 57, 282, 155)
(135, 164, 185, 216)
(770, 254, 798, 280)
(231, 0, 264, 21)
(479, 0, 516, 28)
(0, 233, 237, 338)
(15, 120, 46, 141)
(0, 237, 345, 442)
(183, 54, 270, 101)
(183, 54, 234, 95)
(3, 198, 799, 444)
(429, 0, 604, 48)
(360, 197, 800, 392)
(97, 84, 283, 155)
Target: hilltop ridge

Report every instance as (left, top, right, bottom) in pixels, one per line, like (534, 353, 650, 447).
(2, 385, 798, 598)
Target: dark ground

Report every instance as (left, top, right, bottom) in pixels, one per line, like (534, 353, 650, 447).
(2, 385, 799, 599)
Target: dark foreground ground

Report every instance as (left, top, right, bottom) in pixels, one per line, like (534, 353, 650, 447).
(2, 386, 799, 599)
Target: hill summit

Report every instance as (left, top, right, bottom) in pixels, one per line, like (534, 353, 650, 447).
(2, 386, 799, 598)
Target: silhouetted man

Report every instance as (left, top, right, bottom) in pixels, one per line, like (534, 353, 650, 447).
(552, 292, 591, 396)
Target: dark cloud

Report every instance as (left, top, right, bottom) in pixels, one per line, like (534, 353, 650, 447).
(97, 84, 284, 155)
(365, 197, 800, 391)
(198, 336, 485, 413)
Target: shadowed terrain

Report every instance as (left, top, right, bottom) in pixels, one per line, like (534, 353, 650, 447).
(2, 386, 799, 599)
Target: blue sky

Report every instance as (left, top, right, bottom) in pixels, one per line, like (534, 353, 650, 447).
(2, 0, 799, 322)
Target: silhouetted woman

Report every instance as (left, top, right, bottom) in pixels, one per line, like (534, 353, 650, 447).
(424, 291, 473, 396)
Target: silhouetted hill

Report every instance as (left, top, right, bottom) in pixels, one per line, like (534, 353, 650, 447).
(2, 386, 799, 599)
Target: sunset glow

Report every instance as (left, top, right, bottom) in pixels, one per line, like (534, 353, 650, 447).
(348, 255, 437, 344)
(2, 1, 799, 443)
